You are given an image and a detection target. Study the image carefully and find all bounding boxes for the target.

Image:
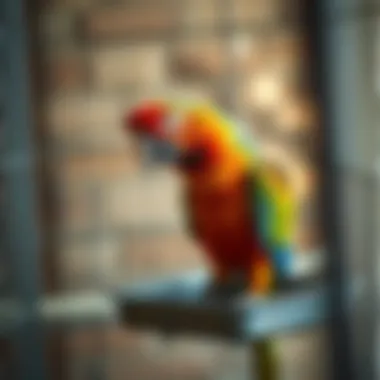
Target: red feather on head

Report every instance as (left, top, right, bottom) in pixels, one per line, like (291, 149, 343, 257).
(125, 101, 168, 139)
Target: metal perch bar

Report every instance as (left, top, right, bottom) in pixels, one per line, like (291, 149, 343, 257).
(116, 270, 362, 342)
(0, 251, 331, 336)
(118, 274, 328, 342)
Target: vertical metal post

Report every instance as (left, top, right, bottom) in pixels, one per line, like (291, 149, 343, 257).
(303, 1, 357, 379)
(2, 0, 46, 379)
(352, 5, 380, 379)
(250, 340, 279, 380)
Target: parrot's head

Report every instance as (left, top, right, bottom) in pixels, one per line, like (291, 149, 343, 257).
(124, 99, 226, 174)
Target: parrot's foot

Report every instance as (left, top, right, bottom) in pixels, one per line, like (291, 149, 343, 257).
(249, 260, 274, 296)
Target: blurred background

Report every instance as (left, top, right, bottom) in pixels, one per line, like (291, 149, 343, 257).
(35, 0, 321, 287)
(3, 0, 379, 379)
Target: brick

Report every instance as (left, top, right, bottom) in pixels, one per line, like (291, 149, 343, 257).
(119, 234, 204, 282)
(230, 33, 266, 71)
(57, 157, 141, 233)
(232, 0, 282, 24)
(155, 341, 238, 380)
(57, 181, 95, 234)
(47, 94, 137, 152)
(51, 0, 94, 9)
(65, 328, 328, 380)
(102, 328, 143, 352)
(55, 126, 137, 156)
(232, 0, 302, 26)
(170, 37, 225, 83)
(91, 44, 167, 90)
(64, 330, 112, 380)
(58, 165, 190, 236)
(159, 362, 214, 380)
(103, 328, 161, 380)
(151, 84, 215, 105)
(182, 0, 218, 28)
(103, 169, 184, 229)
(274, 95, 318, 133)
(58, 242, 96, 290)
(93, 239, 122, 287)
(45, 50, 89, 92)
(66, 328, 145, 370)
(39, 8, 77, 47)
(102, 330, 223, 380)
(279, 0, 304, 26)
(266, 33, 305, 63)
(265, 34, 308, 88)
(83, 4, 177, 40)
(60, 153, 140, 183)
(58, 238, 121, 290)
(48, 94, 125, 129)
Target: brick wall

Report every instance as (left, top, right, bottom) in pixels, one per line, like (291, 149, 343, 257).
(36, 0, 321, 379)
(52, 327, 328, 380)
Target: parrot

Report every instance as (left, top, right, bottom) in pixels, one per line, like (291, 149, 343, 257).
(123, 98, 298, 380)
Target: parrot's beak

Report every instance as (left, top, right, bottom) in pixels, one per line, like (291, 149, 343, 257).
(139, 137, 209, 172)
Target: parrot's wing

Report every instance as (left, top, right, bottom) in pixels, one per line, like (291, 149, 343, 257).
(246, 162, 297, 279)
